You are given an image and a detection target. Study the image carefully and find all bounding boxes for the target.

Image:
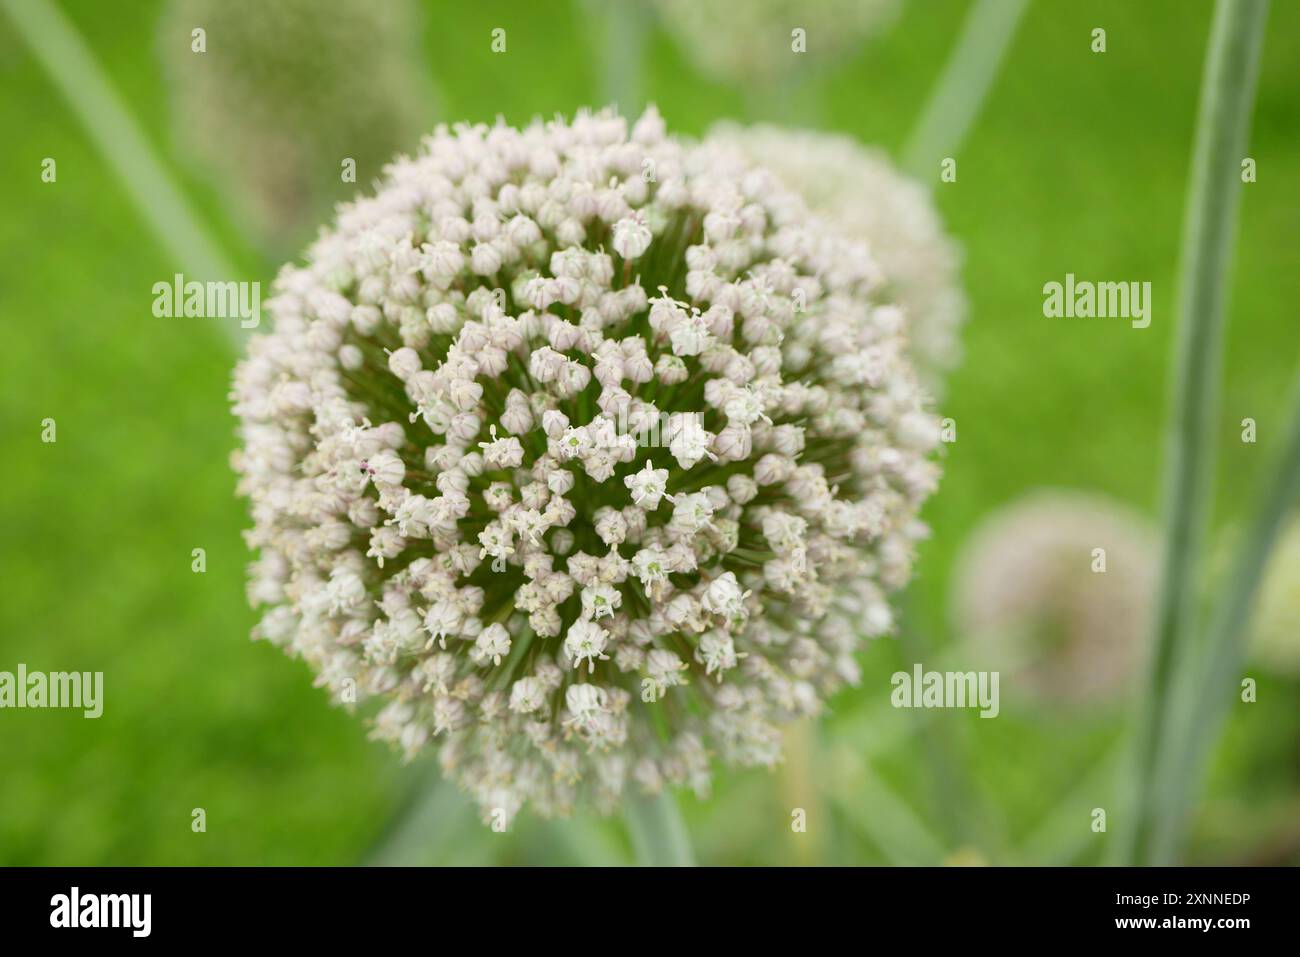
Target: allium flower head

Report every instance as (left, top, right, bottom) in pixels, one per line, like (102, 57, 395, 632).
(160, 0, 434, 249)
(710, 124, 966, 391)
(950, 491, 1157, 705)
(231, 107, 941, 821)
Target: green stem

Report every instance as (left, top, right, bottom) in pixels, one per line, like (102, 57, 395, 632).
(605, 0, 645, 116)
(1120, 0, 1270, 866)
(902, 0, 1032, 178)
(365, 763, 472, 866)
(829, 747, 947, 866)
(1154, 372, 1300, 861)
(1014, 742, 1121, 866)
(585, 0, 645, 115)
(545, 817, 632, 866)
(895, 603, 979, 850)
(625, 790, 695, 866)
(1, 0, 246, 347)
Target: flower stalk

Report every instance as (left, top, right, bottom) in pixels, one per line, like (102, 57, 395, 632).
(903, 0, 1032, 178)
(1154, 370, 1300, 862)
(0, 0, 243, 345)
(625, 790, 695, 867)
(1121, 0, 1270, 867)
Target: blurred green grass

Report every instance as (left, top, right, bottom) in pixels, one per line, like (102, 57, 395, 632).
(1, 0, 1297, 865)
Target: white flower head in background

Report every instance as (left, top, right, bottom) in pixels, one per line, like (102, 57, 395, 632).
(653, 0, 899, 87)
(231, 106, 941, 821)
(159, 0, 436, 252)
(1248, 514, 1300, 676)
(950, 490, 1158, 706)
(709, 124, 966, 393)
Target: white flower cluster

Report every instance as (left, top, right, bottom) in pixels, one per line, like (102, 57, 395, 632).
(710, 124, 966, 392)
(950, 490, 1157, 705)
(231, 107, 941, 821)
(654, 0, 899, 86)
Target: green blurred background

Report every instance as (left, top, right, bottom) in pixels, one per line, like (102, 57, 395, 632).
(1, 0, 1297, 866)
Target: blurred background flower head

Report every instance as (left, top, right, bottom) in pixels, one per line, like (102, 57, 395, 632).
(159, 0, 437, 254)
(950, 490, 1157, 706)
(1249, 513, 1300, 676)
(653, 0, 899, 88)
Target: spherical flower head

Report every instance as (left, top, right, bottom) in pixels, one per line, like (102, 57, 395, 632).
(707, 124, 966, 395)
(160, 0, 435, 251)
(231, 106, 941, 821)
(950, 490, 1158, 705)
